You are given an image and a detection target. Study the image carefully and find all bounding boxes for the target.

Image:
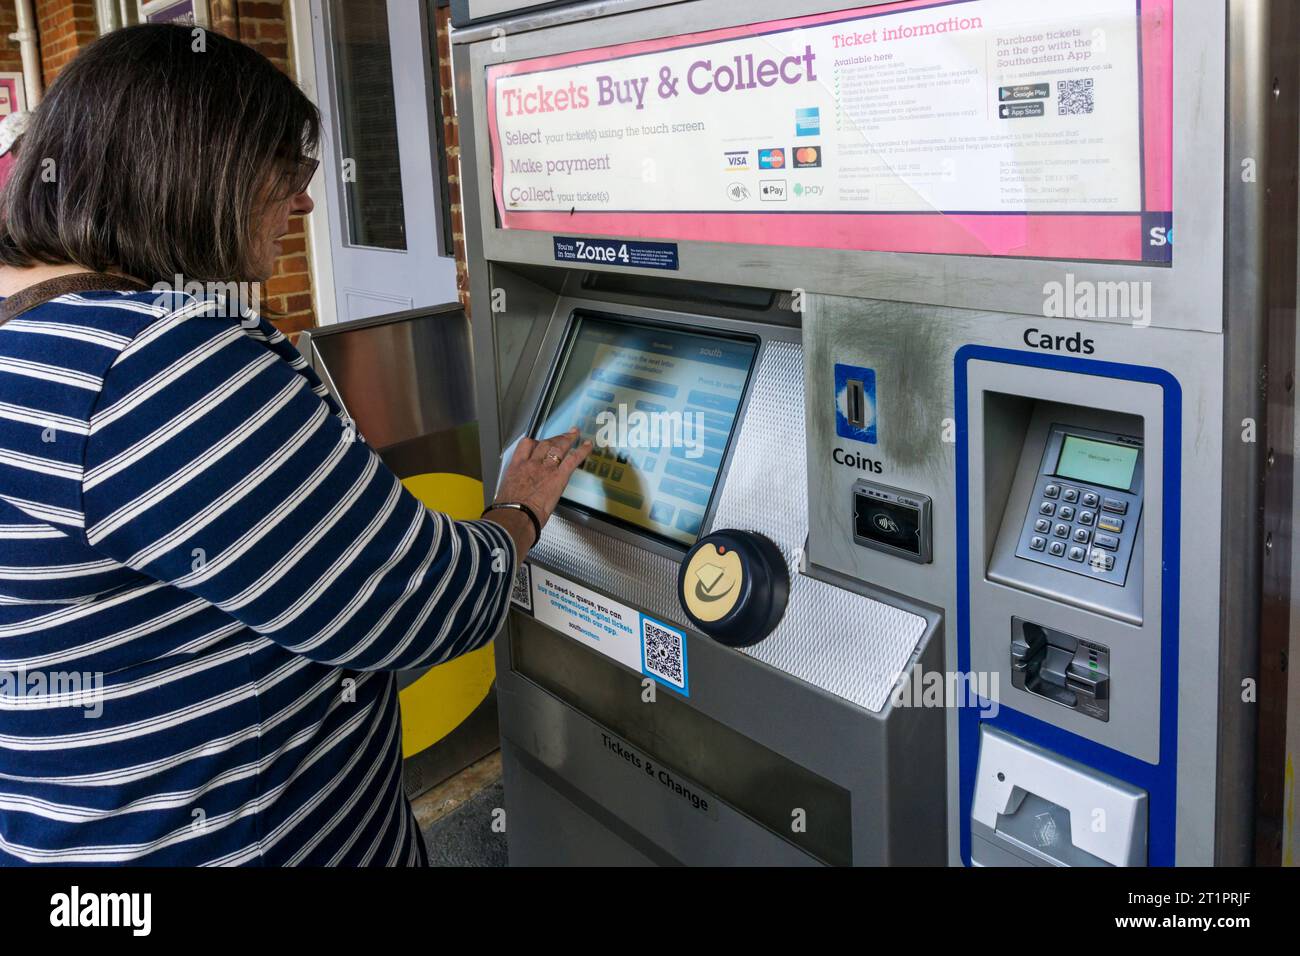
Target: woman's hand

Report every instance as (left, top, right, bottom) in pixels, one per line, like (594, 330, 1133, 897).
(486, 428, 593, 556)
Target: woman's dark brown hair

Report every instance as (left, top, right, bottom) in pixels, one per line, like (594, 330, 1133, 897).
(0, 24, 319, 283)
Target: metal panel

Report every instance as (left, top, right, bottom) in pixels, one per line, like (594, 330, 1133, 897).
(525, 310, 928, 712)
(1242, 0, 1300, 866)
(460, 0, 1225, 333)
(966, 364, 1166, 766)
(496, 585, 948, 864)
(510, 618, 854, 864)
(450, 0, 1286, 868)
(300, 303, 476, 451)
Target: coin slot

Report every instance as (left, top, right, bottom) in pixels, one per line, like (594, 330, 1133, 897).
(846, 378, 866, 427)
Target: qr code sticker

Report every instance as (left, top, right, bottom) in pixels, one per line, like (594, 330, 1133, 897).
(1058, 78, 1095, 116)
(642, 617, 687, 691)
(510, 563, 532, 612)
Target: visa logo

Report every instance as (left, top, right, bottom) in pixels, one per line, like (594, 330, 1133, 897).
(724, 151, 749, 170)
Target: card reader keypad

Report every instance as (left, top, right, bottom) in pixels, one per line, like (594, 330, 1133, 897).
(1016, 474, 1140, 586)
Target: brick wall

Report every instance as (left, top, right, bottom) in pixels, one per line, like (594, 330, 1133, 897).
(22, 0, 316, 334)
(0, 4, 23, 74)
(434, 5, 470, 315)
(34, 0, 97, 87)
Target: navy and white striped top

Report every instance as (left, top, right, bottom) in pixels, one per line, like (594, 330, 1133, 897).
(0, 289, 515, 865)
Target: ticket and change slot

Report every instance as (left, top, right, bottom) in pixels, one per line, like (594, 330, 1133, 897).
(533, 313, 758, 547)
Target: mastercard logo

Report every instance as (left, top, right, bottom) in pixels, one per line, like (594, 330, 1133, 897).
(793, 146, 822, 168)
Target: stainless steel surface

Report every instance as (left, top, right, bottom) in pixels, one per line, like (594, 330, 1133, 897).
(1248, 0, 1299, 866)
(451, 0, 678, 44)
(301, 303, 475, 452)
(800, 294, 1226, 863)
(714, 340, 927, 712)
(1216, 0, 1274, 865)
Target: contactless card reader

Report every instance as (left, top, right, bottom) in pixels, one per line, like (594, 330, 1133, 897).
(1014, 425, 1143, 587)
(852, 480, 933, 564)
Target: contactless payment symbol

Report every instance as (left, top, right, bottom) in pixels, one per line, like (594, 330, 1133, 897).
(834, 363, 877, 444)
(726, 182, 751, 201)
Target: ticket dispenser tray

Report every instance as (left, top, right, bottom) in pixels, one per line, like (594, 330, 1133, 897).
(971, 726, 1147, 867)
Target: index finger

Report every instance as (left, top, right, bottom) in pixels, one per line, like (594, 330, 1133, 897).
(532, 427, 580, 459)
(514, 436, 538, 461)
(561, 438, 594, 473)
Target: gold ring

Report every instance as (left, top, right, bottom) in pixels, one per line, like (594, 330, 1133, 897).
(544, 451, 563, 465)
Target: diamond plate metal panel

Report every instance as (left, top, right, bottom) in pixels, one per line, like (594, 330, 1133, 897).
(529, 338, 926, 713)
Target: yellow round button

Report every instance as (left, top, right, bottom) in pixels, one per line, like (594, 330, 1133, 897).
(682, 543, 745, 623)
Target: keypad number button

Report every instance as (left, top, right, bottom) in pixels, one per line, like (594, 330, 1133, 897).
(1043, 484, 1061, 499)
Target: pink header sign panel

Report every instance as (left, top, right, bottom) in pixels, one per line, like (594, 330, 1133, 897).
(487, 0, 1173, 264)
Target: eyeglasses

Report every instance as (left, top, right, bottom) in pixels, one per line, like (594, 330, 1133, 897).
(293, 157, 320, 194)
(281, 156, 319, 196)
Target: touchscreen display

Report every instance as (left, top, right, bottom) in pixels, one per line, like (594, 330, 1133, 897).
(534, 314, 758, 546)
(1054, 435, 1139, 491)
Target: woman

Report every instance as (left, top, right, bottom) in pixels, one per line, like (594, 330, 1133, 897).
(0, 25, 588, 864)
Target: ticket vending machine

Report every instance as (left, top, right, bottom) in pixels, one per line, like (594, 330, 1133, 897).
(452, 0, 1297, 865)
